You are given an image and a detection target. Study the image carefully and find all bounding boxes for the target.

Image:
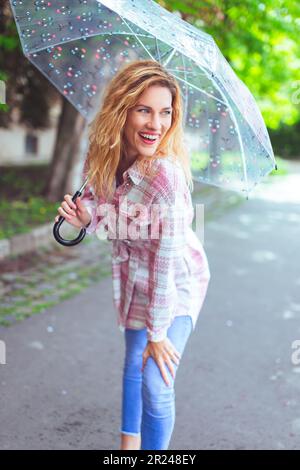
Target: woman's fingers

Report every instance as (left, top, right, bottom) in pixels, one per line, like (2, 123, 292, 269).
(171, 347, 181, 365)
(166, 338, 181, 359)
(142, 340, 181, 387)
(75, 196, 88, 215)
(62, 200, 76, 216)
(143, 350, 171, 387)
(175, 350, 181, 359)
(58, 206, 73, 220)
(165, 356, 176, 380)
(172, 353, 180, 366)
(160, 353, 178, 386)
(64, 194, 76, 210)
(158, 358, 171, 387)
(75, 197, 91, 226)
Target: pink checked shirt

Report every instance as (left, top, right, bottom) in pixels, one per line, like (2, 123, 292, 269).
(81, 155, 210, 342)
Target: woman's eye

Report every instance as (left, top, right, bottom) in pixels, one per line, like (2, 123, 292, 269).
(138, 109, 171, 114)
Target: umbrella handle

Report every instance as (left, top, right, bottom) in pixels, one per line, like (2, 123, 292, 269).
(53, 189, 87, 247)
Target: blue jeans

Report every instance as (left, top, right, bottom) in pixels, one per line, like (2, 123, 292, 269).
(119, 315, 193, 450)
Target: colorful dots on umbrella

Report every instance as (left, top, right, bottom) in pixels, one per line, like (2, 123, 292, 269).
(10, 0, 276, 193)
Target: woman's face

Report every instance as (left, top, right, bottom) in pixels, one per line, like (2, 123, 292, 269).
(122, 85, 173, 161)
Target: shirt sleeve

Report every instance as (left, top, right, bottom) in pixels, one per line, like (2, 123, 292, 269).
(146, 188, 187, 342)
(80, 177, 109, 236)
(81, 163, 116, 240)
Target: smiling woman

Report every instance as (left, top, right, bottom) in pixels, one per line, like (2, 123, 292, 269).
(122, 85, 173, 162)
(55, 59, 210, 451)
(80, 59, 193, 202)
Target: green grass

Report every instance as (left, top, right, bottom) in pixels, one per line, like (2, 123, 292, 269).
(0, 262, 111, 326)
(0, 196, 59, 239)
(0, 164, 59, 240)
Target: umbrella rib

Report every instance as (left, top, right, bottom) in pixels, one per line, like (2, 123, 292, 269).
(168, 65, 250, 193)
(199, 68, 249, 195)
(23, 31, 155, 55)
(120, 16, 156, 61)
(117, 17, 184, 68)
(155, 37, 161, 62)
(170, 74, 228, 106)
(230, 109, 249, 196)
(166, 68, 208, 77)
(181, 53, 189, 125)
(162, 48, 177, 67)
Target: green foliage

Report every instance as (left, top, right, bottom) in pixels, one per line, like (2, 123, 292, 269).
(0, 165, 59, 239)
(0, 34, 19, 50)
(0, 196, 59, 240)
(164, 0, 300, 130)
(0, 164, 50, 199)
(269, 121, 300, 158)
(0, 6, 57, 128)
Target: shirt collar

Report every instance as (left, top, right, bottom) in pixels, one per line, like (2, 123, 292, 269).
(121, 156, 164, 186)
(124, 158, 145, 186)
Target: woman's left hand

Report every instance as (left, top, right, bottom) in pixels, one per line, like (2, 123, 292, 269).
(141, 337, 181, 387)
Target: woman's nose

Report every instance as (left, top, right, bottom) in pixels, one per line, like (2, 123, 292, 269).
(147, 114, 162, 130)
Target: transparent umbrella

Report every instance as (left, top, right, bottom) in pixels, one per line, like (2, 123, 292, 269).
(10, 0, 276, 245)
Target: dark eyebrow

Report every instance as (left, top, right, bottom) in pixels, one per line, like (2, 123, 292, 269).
(135, 104, 172, 110)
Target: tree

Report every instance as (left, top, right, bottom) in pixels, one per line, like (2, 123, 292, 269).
(0, 2, 85, 200)
(0, 2, 58, 129)
(44, 97, 86, 202)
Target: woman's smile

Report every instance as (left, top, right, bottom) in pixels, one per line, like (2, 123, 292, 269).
(123, 84, 173, 159)
(138, 132, 160, 145)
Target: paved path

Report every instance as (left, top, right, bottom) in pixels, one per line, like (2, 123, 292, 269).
(1, 164, 300, 450)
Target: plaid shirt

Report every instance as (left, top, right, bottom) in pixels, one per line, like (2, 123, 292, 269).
(81, 156, 210, 342)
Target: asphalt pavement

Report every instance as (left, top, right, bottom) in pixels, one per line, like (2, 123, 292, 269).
(1, 166, 300, 450)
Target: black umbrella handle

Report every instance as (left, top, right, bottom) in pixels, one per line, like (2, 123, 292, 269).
(53, 183, 89, 247)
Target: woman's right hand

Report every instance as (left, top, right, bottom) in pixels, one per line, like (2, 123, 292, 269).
(141, 337, 181, 387)
(54, 194, 91, 229)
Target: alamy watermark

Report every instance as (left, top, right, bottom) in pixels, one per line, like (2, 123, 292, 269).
(0, 340, 6, 365)
(291, 80, 300, 105)
(291, 340, 300, 365)
(0, 80, 6, 104)
(92, 197, 205, 246)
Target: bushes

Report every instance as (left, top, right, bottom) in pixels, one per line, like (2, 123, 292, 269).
(0, 164, 58, 239)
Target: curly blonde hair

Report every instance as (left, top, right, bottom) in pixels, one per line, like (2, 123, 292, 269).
(84, 59, 193, 200)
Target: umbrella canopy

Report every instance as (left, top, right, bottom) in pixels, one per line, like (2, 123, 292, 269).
(10, 0, 276, 195)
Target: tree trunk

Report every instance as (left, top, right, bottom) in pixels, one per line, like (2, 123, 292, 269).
(44, 96, 87, 202)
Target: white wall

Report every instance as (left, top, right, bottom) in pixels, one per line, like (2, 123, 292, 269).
(0, 124, 57, 165)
